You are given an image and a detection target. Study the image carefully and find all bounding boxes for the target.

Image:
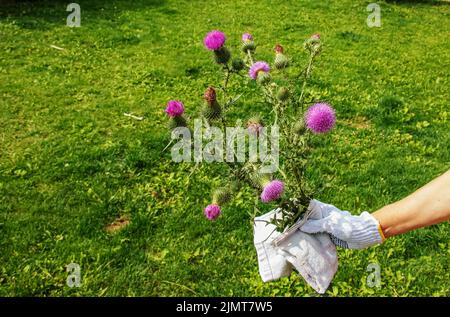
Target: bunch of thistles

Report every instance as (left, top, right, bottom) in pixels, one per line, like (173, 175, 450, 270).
(165, 30, 336, 230)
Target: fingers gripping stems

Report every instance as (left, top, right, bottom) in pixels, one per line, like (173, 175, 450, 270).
(329, 234, 349, 249)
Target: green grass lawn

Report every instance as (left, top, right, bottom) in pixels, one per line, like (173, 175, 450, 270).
(0, 0, 449, 296)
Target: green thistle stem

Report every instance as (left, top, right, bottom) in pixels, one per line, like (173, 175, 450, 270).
(298, 52, 318, 113)
(222, 64, 232, 100)
(247, 50, 254, 65)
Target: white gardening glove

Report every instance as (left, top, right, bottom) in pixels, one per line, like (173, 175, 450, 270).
(253, 209, 293, 282)
(301, 199, 385, 250)
(276, 231, 338, 294)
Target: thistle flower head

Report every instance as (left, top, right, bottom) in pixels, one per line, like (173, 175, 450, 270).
(203, 87, 217, 105)
(304, 34, 322, 55)
(305, 102, 336, 134)
(165, 100, 185, 118)
(249, 61, 270, 80)
(260, 180, 284, 203)
(242, 34, 256, 53)
(242, 33, 253, 42)
(274, 46, 289, 69)
(204, 204, 221, 220)
(204, 30, 226, 51)
(202, 87, 222, 121)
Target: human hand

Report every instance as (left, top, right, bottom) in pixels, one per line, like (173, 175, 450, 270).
(301, 199, 385, 249)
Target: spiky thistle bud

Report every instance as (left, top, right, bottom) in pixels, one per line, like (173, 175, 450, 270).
(213, 46, 231, 64)
(242, 41, 256, 53)
(249, 173, 272, 190)
(247, 116, 264, 136)
(257, 72, 271, 85)
(277, 87, 290, 102)
(204, 86, 216, 104)
(304, 34, 321, 55)
(241, 33, 256, 53)
(231, 57, 245, 72)
(168, 115, 187, 129)
(274, 44, 289, 69)
(202, 87, 222, 121)
(212, 186, 233, 206)
(292, 119, 306, 135)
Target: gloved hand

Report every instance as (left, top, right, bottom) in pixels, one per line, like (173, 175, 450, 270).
(253, 206, 338, 293)
(301, 199, 385, 249)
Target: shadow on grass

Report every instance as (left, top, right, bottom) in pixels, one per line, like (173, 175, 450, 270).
(0, 0, 167, 30)
(385, 0, 450, 6)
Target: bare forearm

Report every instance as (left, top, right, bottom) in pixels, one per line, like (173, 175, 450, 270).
(372, 169, 450, 238)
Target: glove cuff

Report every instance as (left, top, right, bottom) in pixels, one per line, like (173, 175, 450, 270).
(348, 212, 384, 249)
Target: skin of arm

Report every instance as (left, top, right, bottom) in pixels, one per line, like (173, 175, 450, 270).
(372, 169, 450, 239)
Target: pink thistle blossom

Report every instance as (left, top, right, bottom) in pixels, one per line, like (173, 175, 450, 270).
(165, 100, 185, 118)
(249, 61, 270, 80)
(204, 204, 221, 220)
(260, 180, 284, 203)
(242, 33, 253, 42)
(204, 30, 226, 51)
(305, 103, 336, 134)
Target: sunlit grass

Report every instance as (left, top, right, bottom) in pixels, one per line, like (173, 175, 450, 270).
(0, 0, 449, 296)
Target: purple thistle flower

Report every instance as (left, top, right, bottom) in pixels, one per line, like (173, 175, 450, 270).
(249, 61, 270, 80)
(242, 33, 253, 42)
(165, 100, 185, 118)
(204, 30, 226, 51)
(305, 102, 336, 134)
(204, 204, 221, 220)
(260, 180, 284, 203)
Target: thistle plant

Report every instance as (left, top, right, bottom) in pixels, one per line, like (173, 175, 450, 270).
(165, 100, 187, 129)
(165, 30, 336, 233)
